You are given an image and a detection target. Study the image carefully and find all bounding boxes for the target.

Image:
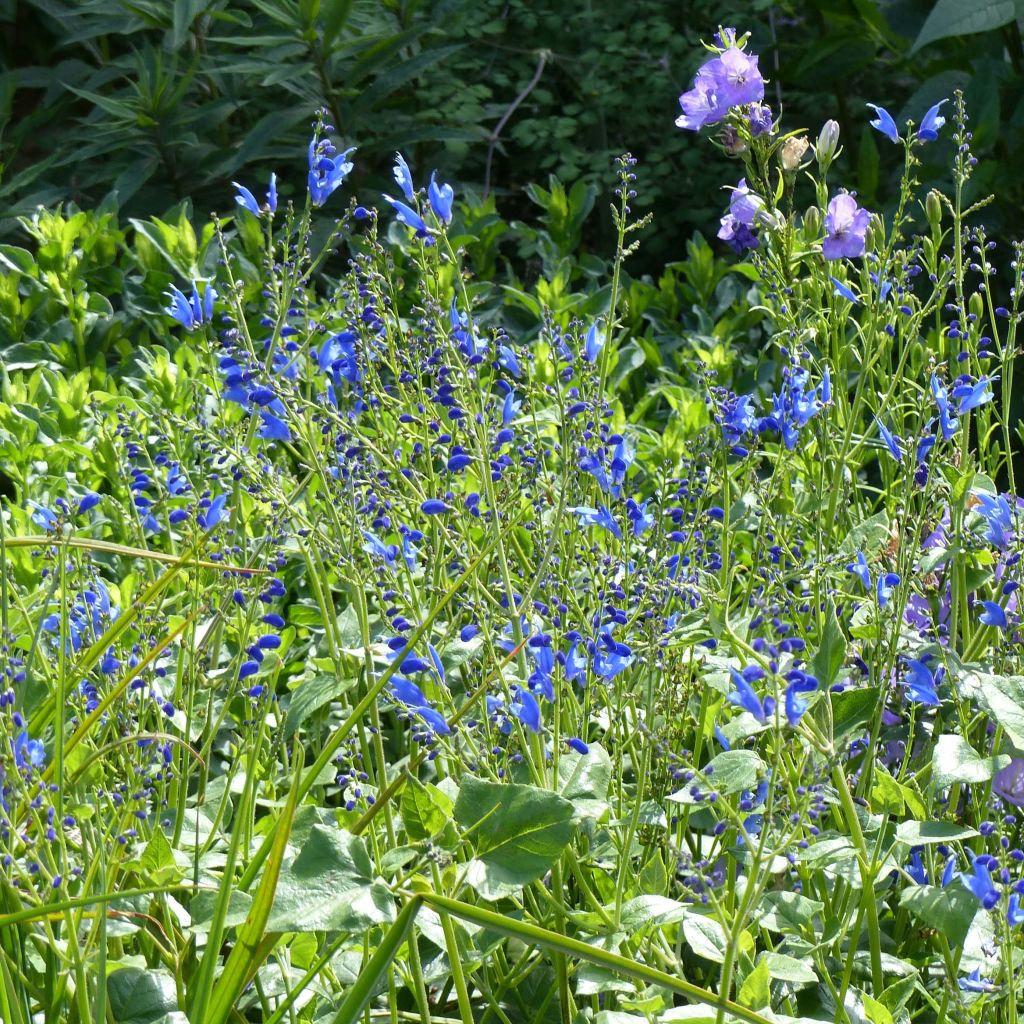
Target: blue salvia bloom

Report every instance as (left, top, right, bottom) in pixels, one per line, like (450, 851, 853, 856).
(941, 854, 957, 887)
(952, 376, 993, 414)
(593, 629, 634, 680)
(13, 729, 45, 770)
(421, 498, 451, 515)
(233, 173, 277, 215)
(308, 137, 355, 206)
(783, 670, 818, 726)
(1008, 894, 1024, 926)
(930, 374, 959, 439)
(906, 850, 928, 885)
(198, 493, 228, 530)
(362, 530, 398, 568)
(511, 686, 541, 732)
(846, 550, 871, 592)
(973, 492, 1014, 548)
(393, 152, 415, 202)
(427, 642, 446, 685)
(917, 99, 948, 142)
(564, 639, 589, 685)
(428, 171, 454, 225)
(566, 737, 589, 755)
(866, 103, 899, 143)
(383, 195, 429, 237)
(831, 276, 859, 303)
(28, 500, 58, 531)
(584, 323, 603, 362)
(958, 969, 997, 993)
(960, 853, 1000, 909)
(258, 411, 291, 442)
(570, 505, 622, 540)
(903, 657, 940, 706)
(727, 666, 774, 724)
(979, 600, 1008, 629)
(165, 282, 215, 330)
(875, 417, 903, 463)
(626, 498, 654, 537)
(501, 390, 521, 425)
(497, 344, 521, 378)
(876, 571, 900, 608)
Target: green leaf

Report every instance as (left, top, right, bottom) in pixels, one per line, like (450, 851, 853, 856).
(284, 674, 356, 738)
(557, 742, 612, 821)
(753, 891, 823, 934)
(107, 968, 180, 1024)
(267, 825, 396, 932)
(912, 0, 1016, 52)
(839, 511, 889, 557)
(682, 912, 728, 963)
(829, 687, 880, 743)
(668, 750, 765, 804)
(976, 674, 1024, 748)
(894, 820, 979, 845)
(870, 766, 905, 815)
(899, 884, 978, 947)
(931, 733, 1009, 787)
(810, 601, 847, 688)
(141, 828, 178, 885)
(454, 776, 574, 898)
(760, 952, 817, 985)
(401, 776, 453, 842)
(738, 958, 770, 1010)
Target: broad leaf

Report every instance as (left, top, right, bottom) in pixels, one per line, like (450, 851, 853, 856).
(557, 742, 612, 821)
(931, 733, 1009, 787)
(899, 884, 977, 947)
(894, 820, 979, 845)
(913, 0, 1016, 51)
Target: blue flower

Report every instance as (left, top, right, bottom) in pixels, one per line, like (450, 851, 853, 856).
(830, 276, 859, 303)
(952, 376, 993, 414)
(876, 571, 900, 608)
(906, 850, 928, 885)
(165, 282, 215, 330)
(847, 551, 871, 592)
(876, 417, 903, 463)
(29, 500, 58, 532)
(567, 737, 589, 755)
(362, 530, 398, 568)
(903, 657, 940, 705)
(866, 103, 899, 144)
(584, 323, 603, 363)
(393, 152, 415, 202)
(308, 137, 355, 206)
(76, 492, 100, 514)
(973, 492, 1014, 548)
(1009, 894, 1024, 926)
(233, 173, 278, 215)
(727, 666, 775, 724)
(784, 670, 818, 726)
(198, 493, 228, 530)
(930, 374, 959, 440)
(258, 411, 291, 442)
(593, 629, 634, 680)
(626, 498, 654, 537)
(420, 499, 451, 515)
(511, 686, 541, 733)
(917, 99, 948, 142)
(571, 505, 622, 540)
(960, 853, 1000, 909)
(979, 600, 1008, 629)
(958, 968, 997, 993)
(13, 730, 45, 770)
(383, 195, 429, 237)
(428, 172, 454, 225)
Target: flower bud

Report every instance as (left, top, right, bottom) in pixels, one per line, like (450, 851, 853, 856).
(802, 205, 821, 239)
(925, 189, 943, 230)
(867, 213, 885, 253)
(721, 124, 748, 156)
(970, 292, 984, 319)
(815, 120, 840, 170)
(780, 136, 810, 174)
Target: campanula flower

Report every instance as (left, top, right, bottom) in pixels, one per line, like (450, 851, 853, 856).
(676, 69, 727, 131)
(708, 45, 764, 109)
(903, 657, 940, 706)
(972, 492, 1014, 548)
(727, 666, 775, 724)
(383, 195, 429, 237)
(823, 193, 870, 260)
(233, 173, 277, 215)
(979, 600, 1008, 629)
(876, 417, 903, 463)
(165, 282, 215, 330)
(571, 505, 622, 540)
(960, 853, 1000, 909)
(747, 101, 773, 136)
(308, 136, 355, 206)
(993, 758, 1024, 806)
(917, 99, 948, 142)
(930, 375, 960, 440)
(784, 670, 818, 726)
(866, 103, 899, 144)
(393, 152, 415, 202)
(428, 172, 454, 225)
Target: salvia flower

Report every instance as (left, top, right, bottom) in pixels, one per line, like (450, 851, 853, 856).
(822, 193, 870, 260)
(392, 152, 415, 202)
(876, 417, 903, 463)
(972, 492, 1014, 549)
(930, 374, 960, 440)
(383, 195, 429, 238)
(979, 600, 1008, 629)
(960, 853, 1000, 909)
(308, 135, 355, 206)
(233, 174, 278, 215)
(866, 103, 899, 144)
(165, 282, 215, 330)
(727, 666, 775, 724)
(571, 505, 622, 540)
(902, 657, 940, 706)
(428, 172, 454, 225)
(917, 99, 948, 142)
(876, 571, 900, 608)
(784, 671, 818, 726)
(959, 968, 997, 993)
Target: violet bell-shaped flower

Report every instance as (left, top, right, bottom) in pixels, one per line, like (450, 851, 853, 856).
(822, 193, 870, 260)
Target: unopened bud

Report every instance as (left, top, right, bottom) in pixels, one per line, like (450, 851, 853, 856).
(867, 213, 885, 253)
(969, 292, 984, 318)
(815, 120, 840, 170)
(780, 136, 810, 174)
(721, 124, 748, 156)
(803, 205, 821, 239)
(925, 189, 943, 229)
